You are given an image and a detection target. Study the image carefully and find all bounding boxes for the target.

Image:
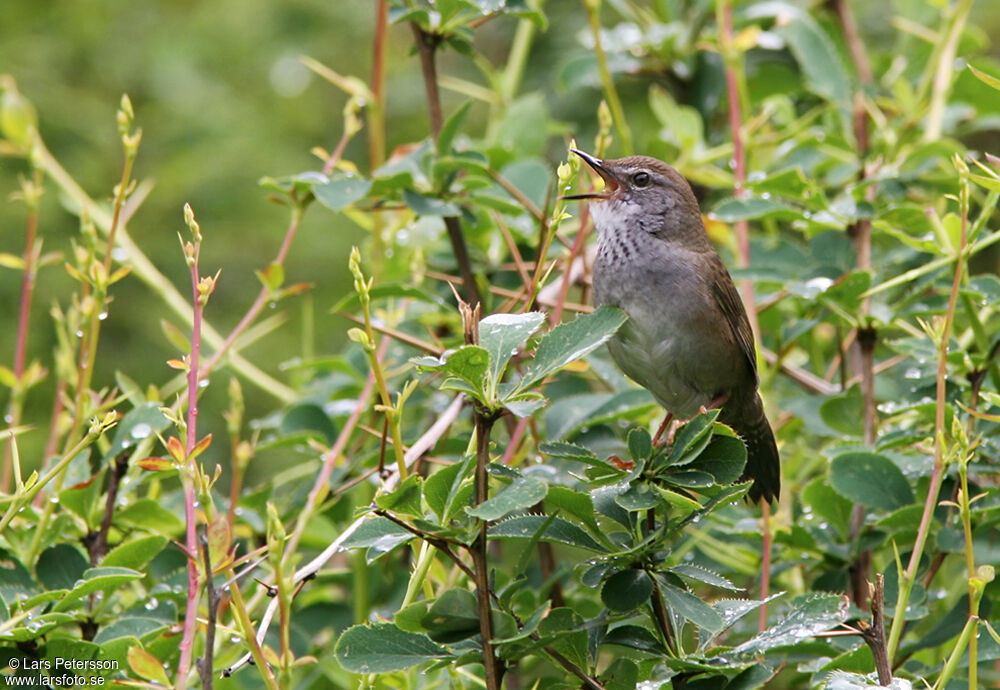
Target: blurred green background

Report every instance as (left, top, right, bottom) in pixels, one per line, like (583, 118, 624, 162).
(3, 0, 1000, 455)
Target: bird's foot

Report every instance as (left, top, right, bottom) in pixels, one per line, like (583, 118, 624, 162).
(608, 455, 635, 471)
(651, 413, 675, 447)
(698, 392, 730, 415)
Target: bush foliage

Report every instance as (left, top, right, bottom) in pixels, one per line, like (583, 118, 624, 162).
(2, 1, 1000, 689)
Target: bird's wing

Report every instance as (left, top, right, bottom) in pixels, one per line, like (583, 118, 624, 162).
(710, 256, 758, 383)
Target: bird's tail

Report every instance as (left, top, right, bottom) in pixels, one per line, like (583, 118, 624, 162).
(721, 394, 780, 503)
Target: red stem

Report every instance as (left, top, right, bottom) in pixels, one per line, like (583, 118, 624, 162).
(176, 252, 204, 688)
(3, 197, 39, 491)
(202, 209, 302, 377)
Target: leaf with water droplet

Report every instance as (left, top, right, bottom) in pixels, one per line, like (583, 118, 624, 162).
(335, 622, 451, 673)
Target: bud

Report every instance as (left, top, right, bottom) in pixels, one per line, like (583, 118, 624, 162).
(597, 101, 612, 137)
(183, 203, 202, 243)
(0, 75, 38, 150)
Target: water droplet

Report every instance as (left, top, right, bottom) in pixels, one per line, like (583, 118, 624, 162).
(75, 330, 84, 338)
(760, 192, 771, 200)
(130, 423, 153, 440)
(230, 634, 242, 643)
(199, 378, 209, 388)
(49, 496, 60, 504)
(145, 598, 159, 610)
(98, 312, 108, 321)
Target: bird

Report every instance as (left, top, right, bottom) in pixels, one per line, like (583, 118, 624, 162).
(563, 149, 780, 502)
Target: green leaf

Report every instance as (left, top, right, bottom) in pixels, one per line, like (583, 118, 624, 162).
(424, 456, 473, 522)
(660, 581, 724, 633)
(669, 564, 742, 592)
(545, 389, 655, 440)
(503, 394, 547, 418)
(280, 403, 338, 444)
(466, 476, 547, 521)
(402, 189, 461, 216)
(422, 345, 491, 401)
(711, 197, 800, 222)
(819, 385, 864, 437)
(438, 101, 472, 154)
(488, 515, 605, 551)
(538, 441, 602, 465)
(93, 617, 168, 644)
(478, 311, 546, 388)
(420, 588, 480, 643)
(627, 427, 652, 462)
(114, 499, 184, 536)
(53, 568, 144, 612)
(518, 306, 628, 390)
(314, 176, 372, 211)
(544, 486, 603, 539)
(802, 478, 853, 538)
(615, 482, 660, 511)
(335, 623, 451, 673)
(732, 592, 849, 656)
(968, 64, 1000, 92)
(103, 402, 169, 461)
(36, 544, 89, 591)
(601, 569, 653, 611)
(376, 474, 424, 517)
(776, 16, 852, 108)
(341, 516, 414, 557)
(685, 428, 747, 484)
(829, 452, 914, 511)
(604, 625, 667, 654)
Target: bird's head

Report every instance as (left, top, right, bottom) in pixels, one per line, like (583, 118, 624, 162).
(563, 149, 702, 240)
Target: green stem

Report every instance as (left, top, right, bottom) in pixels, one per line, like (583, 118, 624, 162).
(32, 141, 295, 402)
(500, 18, 536, 103)
(887, 160, 969, 660)
(932, 615, 978, 690)
(227, 579, 280, 690)
(583, 0, 632, 154)
(924, 0, 974, 142)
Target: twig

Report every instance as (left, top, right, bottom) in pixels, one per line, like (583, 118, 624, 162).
(859, 575, 892, 685)
(90, 454, 128, 565)
(887, 158, 970, 661)
(197, 532, 218, 690)
(176, 205, 210, 690)
(409, 21, 482, 307)
(224, 394, 466, 676)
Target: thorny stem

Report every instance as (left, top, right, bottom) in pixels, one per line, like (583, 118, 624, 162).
(719, 1, 770, 627)
(202, 204, 304, 378)
(833, 0, 879, 609)
(409, 21, 482, 307)
(3, 169, 42, 492)
(283, 339, 384, 559)
(30, 127, 138, 561)
(176, 226, 206, 690)
(90, 454, 128, 565)
(367, 0, 389, 268)
(473, 414, 501, 688)
(887, 162, 969, 661)
(859, 575, 892, 685)
(227, 578, 280, 690)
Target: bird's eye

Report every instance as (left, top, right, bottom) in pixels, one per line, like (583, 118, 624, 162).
(632, 171, 651, 187)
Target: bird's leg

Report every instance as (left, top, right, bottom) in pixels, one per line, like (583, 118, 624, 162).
(652, 412, 674, 447)
(698, 392, 730, 415)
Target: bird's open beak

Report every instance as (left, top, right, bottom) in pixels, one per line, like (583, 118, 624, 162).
(561, 148, 620, 201)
